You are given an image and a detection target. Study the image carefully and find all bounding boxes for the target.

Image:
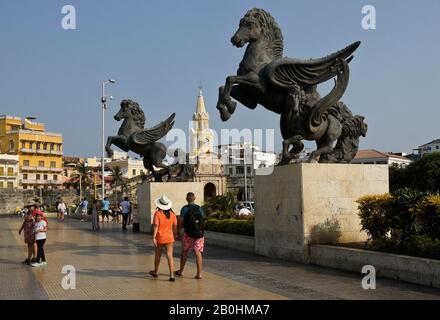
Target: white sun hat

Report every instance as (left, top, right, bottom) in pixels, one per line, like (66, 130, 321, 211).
(156, 195, 172, 211)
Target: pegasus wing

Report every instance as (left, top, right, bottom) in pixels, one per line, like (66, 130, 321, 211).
(131, 113, 176, 145)
(266, 41, 360, 88)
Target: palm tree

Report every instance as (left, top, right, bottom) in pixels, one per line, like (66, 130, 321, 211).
(71, 163, 92, 201)
(202, 192, 238, 219)
(121, 180, 130, 195)
(109, 166, 124, 204)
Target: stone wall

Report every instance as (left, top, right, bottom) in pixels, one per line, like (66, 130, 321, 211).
(254, 163, 389, 263)
(0, 189, 79, 214)
(137, 181, 204, 233)
(310, 245, 440, 288)
(204, 231, 255, 254)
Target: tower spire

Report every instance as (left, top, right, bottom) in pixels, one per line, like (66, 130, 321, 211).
(194, 84, 208, 120)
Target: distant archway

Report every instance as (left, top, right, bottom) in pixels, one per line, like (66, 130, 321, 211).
(237, 188, 245, 202)
(204, 183, 216, 201)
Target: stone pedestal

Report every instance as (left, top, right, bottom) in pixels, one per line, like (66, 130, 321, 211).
(137, 181, 204, 233)
(254, 163, 389, 263)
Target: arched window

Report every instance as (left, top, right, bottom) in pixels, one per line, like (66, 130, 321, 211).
(9, 140, 14, 152)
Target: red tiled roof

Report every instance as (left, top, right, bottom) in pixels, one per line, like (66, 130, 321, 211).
(354, 149, 410, 161)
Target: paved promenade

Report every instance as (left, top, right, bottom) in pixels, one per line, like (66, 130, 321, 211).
(1, 215, 440, 300)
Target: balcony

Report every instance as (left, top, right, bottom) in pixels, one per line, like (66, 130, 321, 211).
(0, 173, 17, 179)
(20, 179, 62, 185)
(20, 166, 37, 171)
(35, 149, 50, 155)
(21, 166, 60, 172)
(20, 148, 62, 156)
(20, 148, 34, 154)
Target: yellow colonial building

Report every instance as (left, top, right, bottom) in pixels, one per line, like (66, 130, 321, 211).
(0, 115, 63, 190)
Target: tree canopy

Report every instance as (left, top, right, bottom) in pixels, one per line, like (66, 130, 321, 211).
(390, 153, 440, 193)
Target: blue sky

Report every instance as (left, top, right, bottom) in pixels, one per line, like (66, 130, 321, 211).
(0, 0, 439, 156)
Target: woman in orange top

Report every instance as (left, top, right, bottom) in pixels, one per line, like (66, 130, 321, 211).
(149, 195, 178, 282)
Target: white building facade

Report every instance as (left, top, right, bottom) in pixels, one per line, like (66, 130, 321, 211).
(217, 143, 277, 177)
(0, 154, 19, 189)
(418, 139, 440, 157)
(352, 149, 412, 166)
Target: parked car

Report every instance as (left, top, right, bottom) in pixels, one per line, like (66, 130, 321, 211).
(235, 201, 255, 215)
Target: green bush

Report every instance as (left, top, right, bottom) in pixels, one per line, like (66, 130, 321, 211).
(205, 219, 254, 236)
(369, 236, 440, 260)
(309, 218, 342, 245)
(357, 190, 440, 260)
(357, 193, 392, 240)
(357, 189, 433, 241)
(413, 195, 440, 239)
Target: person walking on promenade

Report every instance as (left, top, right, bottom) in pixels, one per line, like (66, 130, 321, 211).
(120, 197, 132, 231)
(79, 198, 88, 221)
(101, 197, 110, 223)
(18, 210, 36, 265)
(31, 211, 48, 267)
(149, 195, 178, 282)
(25, 202, 39, 263)
(55, 197, 60, 215)
(174, 192, 205, 280)
(57, 199, 67, 221)
(91, 199, 100, 231)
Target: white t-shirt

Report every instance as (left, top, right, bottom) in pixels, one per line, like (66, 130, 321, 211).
(34, 220, 47, 240)
(58, 203, 66, 213)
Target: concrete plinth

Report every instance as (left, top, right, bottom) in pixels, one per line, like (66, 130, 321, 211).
(137, 181, 204, 233)
(254, 163, 389, 263)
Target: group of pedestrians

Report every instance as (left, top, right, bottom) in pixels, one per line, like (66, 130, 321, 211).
(76, 197, 133, 232)
(149, 192, 205, 282)
(18, 202, 48, 267)
(18, 193, 205, 279)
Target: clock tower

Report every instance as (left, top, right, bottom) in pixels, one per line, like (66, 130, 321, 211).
(188, 86, 226, 199)
(190, 86, 214, 157)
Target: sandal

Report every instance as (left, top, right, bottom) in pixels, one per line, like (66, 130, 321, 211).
(195, 275, 203, 280)
(169, 277, 175, 282)
(149, 271, 158, 278)
(174, 270, 183, 277)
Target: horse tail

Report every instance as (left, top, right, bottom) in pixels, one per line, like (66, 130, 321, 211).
(308, 59, 350, 134)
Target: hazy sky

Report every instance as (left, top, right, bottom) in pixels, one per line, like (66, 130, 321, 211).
(0, 0, 439, 157)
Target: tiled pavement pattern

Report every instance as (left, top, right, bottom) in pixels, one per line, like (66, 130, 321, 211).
(1, 215, 440, 300)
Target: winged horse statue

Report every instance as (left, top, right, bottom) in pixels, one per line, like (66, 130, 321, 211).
(105, 99, 175, 181)
(216, 8, 367, 164)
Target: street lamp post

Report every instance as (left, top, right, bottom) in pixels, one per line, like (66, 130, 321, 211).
(243, 146, 248, 205)
(101, 79, 116, 201)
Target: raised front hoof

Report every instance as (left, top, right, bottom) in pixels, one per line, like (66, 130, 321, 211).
(106, 149, 114, 158)
(226, 100, 237, 114)
(220, 110, 232, 122)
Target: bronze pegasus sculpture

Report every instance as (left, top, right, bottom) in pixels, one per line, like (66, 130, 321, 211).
(105, 99, 175, 181)
(216, 8, 367, 164)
